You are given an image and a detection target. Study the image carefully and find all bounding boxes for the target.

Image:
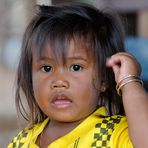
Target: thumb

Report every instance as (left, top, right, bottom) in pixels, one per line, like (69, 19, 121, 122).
(111, 65, 120, 82)
(106, 57, 120, 82)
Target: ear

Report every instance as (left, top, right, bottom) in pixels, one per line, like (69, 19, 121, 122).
(100, 81, 108, 92)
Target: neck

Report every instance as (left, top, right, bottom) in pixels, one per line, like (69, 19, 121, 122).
(49, 119, 83, 129)
(39, 119, 84, 148)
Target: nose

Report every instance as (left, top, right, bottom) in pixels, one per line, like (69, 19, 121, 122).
(51, 79, 69, 89)
(51, 68, 69, 89)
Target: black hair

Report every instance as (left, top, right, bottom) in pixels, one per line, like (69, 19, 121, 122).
(16, 2, 125, 124)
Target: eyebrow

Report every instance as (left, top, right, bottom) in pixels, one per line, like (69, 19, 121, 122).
(36, 56, 54, 62)
(67, 56, 87, 62)
(36, 55, 87, 62)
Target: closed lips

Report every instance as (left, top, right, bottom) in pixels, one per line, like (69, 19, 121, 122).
(51, 94, 72, 107)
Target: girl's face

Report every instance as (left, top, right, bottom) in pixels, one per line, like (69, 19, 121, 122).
(32, 40, 100, 123)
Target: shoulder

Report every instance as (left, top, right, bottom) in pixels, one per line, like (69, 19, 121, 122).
(91, 115, 125, 147)
(95, 115, 124, 132)
(7, 127, 33, 148)
(7, 118, 49, 148)
(100, 114, 128, 136)
(93, 107, 125, 139)
(94, 115, 124, 137)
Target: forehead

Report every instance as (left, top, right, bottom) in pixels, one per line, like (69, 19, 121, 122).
(32, 37, 95, 62)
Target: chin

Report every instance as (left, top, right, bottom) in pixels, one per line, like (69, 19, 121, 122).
(53, 117, 76, 123)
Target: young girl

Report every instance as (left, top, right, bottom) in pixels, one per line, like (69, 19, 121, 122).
(8, 2, 148, 148)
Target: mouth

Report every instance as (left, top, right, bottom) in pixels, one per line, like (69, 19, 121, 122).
(51, 93, 72, 108)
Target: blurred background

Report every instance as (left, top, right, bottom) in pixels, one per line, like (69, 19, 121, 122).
(0, 0, 148, 147)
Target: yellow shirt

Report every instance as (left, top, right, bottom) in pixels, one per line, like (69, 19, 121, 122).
(8, 107, 133, 148)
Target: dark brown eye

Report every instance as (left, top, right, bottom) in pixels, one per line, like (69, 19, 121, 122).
(41, 65, 53, 72)
(70, 64, 82, 72)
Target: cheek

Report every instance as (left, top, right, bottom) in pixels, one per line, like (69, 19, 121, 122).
(73, 76, 98, 99)
(32, 74, 48, 101)
(32, 75, 50, 114)
(32, 74, 40, 94)
(75, 80, 99, 115)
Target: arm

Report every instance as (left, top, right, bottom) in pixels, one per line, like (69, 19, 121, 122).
(106, 52, 148, 148)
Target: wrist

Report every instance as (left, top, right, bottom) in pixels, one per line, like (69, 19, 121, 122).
(116, 74, 143, 96)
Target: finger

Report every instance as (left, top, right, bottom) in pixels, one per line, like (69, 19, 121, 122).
(112, 52, 138, 64)
(112, 64, 120, 75)
(115, 52, 141, 73)
(106, 55, 122, 67)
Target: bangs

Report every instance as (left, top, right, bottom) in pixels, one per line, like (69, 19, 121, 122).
(31, 13, 96, 63)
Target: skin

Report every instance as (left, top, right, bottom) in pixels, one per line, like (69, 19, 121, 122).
(32, 41, 101, 147)
(107, 52, 148, 148)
